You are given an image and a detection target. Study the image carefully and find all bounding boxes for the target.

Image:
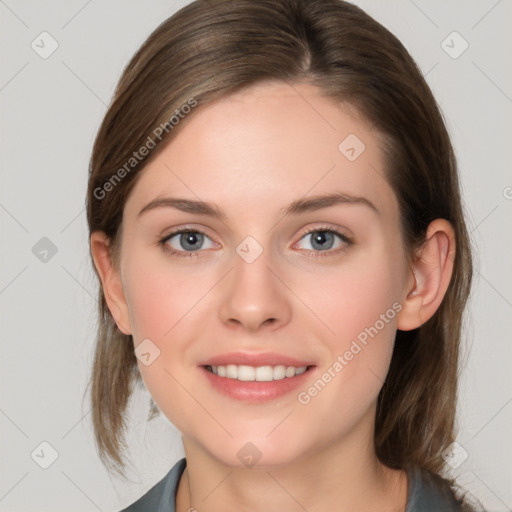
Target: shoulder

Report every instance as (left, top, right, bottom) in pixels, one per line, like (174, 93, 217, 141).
(119, 458, 187, 512)
(405, 466, 464, 512)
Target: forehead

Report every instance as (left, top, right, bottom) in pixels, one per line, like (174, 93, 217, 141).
(124, 81, 398, 223)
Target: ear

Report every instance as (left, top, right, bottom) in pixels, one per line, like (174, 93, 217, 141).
(397, 219, 456, 331)
(90, 231, 132, 335)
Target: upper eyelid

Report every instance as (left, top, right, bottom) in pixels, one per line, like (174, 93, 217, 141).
(161, 223, 214, 240)
(296, 224, 351, 239)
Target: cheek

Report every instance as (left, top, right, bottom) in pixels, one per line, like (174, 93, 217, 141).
(302, 243, 401, 343)
(123, 248, 209, 341)
(295, 246, 401, 410)
(122, 253, 210, 427)
(122, 249, 220, 390)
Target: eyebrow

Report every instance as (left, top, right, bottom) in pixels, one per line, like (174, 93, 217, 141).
(137, 192, 379, 220)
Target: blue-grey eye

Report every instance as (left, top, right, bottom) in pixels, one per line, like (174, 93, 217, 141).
(165, 231, 215, 252)
(298, 230, 343, 251)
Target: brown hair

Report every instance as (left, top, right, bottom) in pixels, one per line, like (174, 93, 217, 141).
(85, 0, 474, 504)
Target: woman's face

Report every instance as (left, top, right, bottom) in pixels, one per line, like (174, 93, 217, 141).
(116, 81, 412, 468)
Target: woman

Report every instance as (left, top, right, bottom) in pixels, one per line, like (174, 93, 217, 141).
(86, 0, 482, 510)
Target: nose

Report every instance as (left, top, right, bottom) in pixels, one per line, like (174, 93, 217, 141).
(218, 249, 292, 333)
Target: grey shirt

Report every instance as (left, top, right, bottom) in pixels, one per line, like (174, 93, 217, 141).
(119, 458, 462, 511)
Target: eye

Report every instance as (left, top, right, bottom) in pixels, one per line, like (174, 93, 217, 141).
(295, 228, 352, 255)
(160, 229, 216, 255)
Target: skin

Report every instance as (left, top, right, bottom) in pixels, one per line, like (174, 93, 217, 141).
(91, 81, 455, 512)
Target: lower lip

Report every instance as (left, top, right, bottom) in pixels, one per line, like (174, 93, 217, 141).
(200, 366, 315, 403)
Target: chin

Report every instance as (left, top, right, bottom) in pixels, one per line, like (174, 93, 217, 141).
(199, 432, 310, 470)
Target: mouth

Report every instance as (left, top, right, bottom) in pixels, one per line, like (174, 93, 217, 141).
(200, 359, 316, 403)
(204, 364, 313, 381)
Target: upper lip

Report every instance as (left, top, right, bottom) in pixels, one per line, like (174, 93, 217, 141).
(199, 352, 315, 368)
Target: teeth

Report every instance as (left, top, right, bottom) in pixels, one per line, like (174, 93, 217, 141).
(207, 364, 308, 381)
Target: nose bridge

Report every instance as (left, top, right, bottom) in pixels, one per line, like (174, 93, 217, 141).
(218, 238, 292, 331)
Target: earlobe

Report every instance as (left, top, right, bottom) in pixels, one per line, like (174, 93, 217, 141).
(90, 231, 132, 335)
(397, 219, 456, 331)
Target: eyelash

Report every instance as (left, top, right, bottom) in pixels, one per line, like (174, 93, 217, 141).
(158, 225, 353, 259)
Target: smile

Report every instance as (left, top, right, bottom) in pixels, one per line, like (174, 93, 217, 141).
(205, 364, 309, 381)
(201, 363, 316, 403)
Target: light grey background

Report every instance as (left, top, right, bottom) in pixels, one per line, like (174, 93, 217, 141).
(1, 1, 511, 511)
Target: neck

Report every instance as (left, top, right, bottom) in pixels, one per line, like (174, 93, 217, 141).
(175, 414, 408, 512)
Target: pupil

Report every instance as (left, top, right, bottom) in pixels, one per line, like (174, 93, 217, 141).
(181, 232, 202, 251)
(312, 231, 334, 250)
